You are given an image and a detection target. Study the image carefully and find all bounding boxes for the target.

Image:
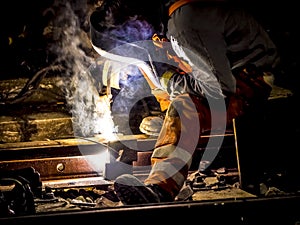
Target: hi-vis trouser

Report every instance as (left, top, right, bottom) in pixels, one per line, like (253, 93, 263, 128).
(144, 93, 228, 199)
(143, 67, 272, 199)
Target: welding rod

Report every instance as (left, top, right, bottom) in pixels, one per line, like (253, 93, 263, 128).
(232, 118, 242, 188)
(105, 62, 112, 105)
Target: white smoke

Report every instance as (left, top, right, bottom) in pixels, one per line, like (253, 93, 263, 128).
(47, 0, 116, 138)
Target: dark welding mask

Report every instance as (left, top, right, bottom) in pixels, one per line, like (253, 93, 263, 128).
(89, 8, 164, 90)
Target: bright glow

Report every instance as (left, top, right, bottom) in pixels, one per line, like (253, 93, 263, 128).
(94, 95, 117, 141)
(85, 148, 110, 173)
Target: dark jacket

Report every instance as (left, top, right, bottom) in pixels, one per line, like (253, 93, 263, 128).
(160, 0, 280, 99)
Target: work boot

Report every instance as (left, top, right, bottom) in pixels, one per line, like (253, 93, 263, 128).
(113, 174, 172, 205)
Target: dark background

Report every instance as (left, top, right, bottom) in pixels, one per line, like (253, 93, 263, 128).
(0, 0, 299, 94)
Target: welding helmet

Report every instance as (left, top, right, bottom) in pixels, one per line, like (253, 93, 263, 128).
(89, 3, 164, 90)
(90, 0, 156, 52)
(90, 10, 124, 52)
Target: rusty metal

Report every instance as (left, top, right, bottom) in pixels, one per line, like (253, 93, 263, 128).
(1, 156, 101, 180)
(0, 134, 300, 224)
(0, 135, 156, 181)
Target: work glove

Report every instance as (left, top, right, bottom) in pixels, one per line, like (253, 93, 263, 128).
(151, 88, 171, 112)
(139, 116, 164, 136)
(146, 68, 178, 112)
(159, 69, 177, 91)
(101, 60, 127, 90)
(138, 65, 175, 112)
(151, 68, 180, 111)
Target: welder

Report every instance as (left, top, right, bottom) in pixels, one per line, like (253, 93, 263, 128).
(90, 0, 280, 204)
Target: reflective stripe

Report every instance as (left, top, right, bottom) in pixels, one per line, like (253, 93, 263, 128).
(152, 145, 193, 165)
(103, 60, 121, 90)
(152, 145, 177, 158)
(150, 161, 186, 185)
(169, 0, 225, 16)
(169, 0, 198, 16)
(170, 146, 193, 167)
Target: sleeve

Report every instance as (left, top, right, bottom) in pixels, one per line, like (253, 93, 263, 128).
(163, 71, 205, 100)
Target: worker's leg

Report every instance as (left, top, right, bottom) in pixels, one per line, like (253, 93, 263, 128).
(143, 93, 211, 198)
(114, 93, 227, 204)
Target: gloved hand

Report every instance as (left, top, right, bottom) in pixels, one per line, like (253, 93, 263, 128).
(139, 116, 164, 136)
(102, 60, 124, 89)
(150, 69, 179, 112)
(159, 69, 177, 91)
(151, 88, 171, 112)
